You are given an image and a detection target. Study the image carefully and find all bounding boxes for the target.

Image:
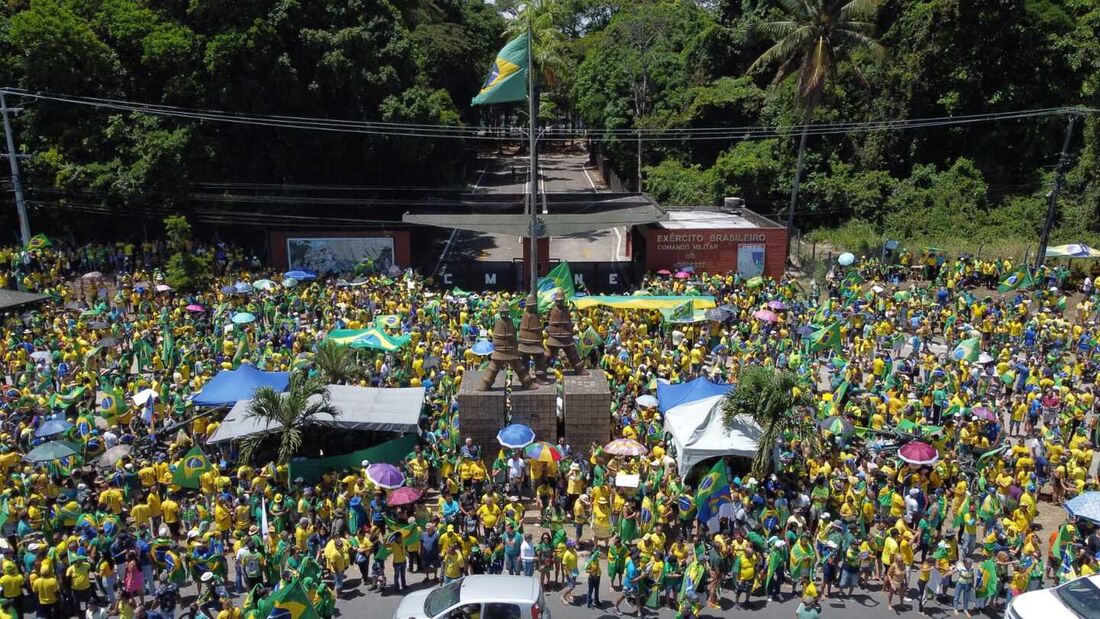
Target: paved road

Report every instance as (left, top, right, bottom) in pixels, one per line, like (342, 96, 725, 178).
(333, 571, 963, 619)
(462, 152, 629, 263)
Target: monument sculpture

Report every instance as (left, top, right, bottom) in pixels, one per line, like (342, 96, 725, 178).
(479, 304, 536, 391)
(517, 293, 549, 383)
(545, 292, 587, 375)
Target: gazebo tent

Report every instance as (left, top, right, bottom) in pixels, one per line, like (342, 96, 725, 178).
(657, 377, 732, 414)
(662, 382, 762, 478)
(191, 365, 290, 407)
(207, 385, 424, 444)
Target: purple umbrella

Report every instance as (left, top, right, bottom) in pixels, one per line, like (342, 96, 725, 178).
(767, 300, 787, 310)
(674, 271, 691, 279)
(366, 463, 406, 489)
(386, 487, 423, 506)
(971, 407, 997, 422)
(898, 441, 939, 466)
(753, 309, 779, 323)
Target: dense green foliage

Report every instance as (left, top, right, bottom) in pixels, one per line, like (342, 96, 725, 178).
(163, 214, 209, 291)
(0, 0, 1097, 246)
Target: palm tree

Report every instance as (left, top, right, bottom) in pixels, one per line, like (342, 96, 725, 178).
(748, 0, 884, 251)
(503, 0, 569, 88)
(720, 365, 812, 478)
(240, 372, 339, 464)
(313, 340, 361, 385)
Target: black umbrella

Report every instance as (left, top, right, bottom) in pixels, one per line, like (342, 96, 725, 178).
(96, 336, 120, 348)
(424, 356, 442, 370)
(705, 307, 732, 322)
(88, 322, 109, 330)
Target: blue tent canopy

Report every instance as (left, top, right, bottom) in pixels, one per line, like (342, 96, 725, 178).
(657, 377, 732, 413)
(191, 364, 290, 407)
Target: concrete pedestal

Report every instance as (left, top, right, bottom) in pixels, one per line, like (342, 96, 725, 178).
(562, 369, 612, 456)
(458, 370, 557, 460)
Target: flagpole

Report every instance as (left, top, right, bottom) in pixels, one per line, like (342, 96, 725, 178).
(527, 20, 540, 300)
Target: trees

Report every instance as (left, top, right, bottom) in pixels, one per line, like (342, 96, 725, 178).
(240, 372, 339, 464)
(747, 0, 884, 244)
(313, 341, 362, 386)
(163, 215, 209, 292)
(720, 365, 812, 478)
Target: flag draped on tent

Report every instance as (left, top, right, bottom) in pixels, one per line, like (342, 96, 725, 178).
(951, 336, 981, 363)
(471, 33, 530, 106)
(997, 268, 1036, 292)
(173, 446, 212, 489)
(537, 261, 576, 312)
(694, 460, 731, 526)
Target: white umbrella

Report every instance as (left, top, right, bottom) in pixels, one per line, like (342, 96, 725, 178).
(132, 389, 158, 407)
(636, 394, 659, 408)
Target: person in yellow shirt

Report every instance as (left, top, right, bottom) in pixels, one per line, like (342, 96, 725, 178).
(66, 557, 94, 613)
(560, 540, 578, 604)
(30, 568, 59, 618)
(442, 545, 466, 584)
(323, 537, 349, 590)
(0, 563, 24, 618)
(160, 494, 180, 537)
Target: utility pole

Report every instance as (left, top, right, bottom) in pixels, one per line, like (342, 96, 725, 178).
(1035, 114, 1078, 270)
(527, 22, 540, 299)
(0, 91, 30, 247)
(636, 130, 642, 192)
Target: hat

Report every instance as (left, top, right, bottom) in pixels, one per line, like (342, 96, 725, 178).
(826, 540, 838, 549)
(447, 524, 455, 533)
(200, 571, 214, 583)
(909, 488, 919, 496)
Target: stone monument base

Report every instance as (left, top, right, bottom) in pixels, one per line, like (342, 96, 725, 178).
(562, 369, 612, 455)
(458, 370, 556, 460)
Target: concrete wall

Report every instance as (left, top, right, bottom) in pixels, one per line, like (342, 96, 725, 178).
(642, 225, 787, 279)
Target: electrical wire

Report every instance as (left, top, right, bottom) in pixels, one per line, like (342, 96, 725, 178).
(2, 88, 1093, 142)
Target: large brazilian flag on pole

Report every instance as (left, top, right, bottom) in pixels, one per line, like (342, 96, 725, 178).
(472, 33, 530, 105)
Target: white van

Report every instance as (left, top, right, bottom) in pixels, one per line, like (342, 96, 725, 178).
(392, 575, 549, 619)
(1005, 574, 1100, 619)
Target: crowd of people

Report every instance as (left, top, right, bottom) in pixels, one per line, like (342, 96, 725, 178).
(0, 238, 1097, 619)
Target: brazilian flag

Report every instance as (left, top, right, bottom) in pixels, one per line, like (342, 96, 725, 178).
(25, 234, 51, 250)
(997, 268, 1035, 292)
(173, 446, 212, 489)
(268, 578, 320, 619)
(471, 33, 529, 106)
(810, 322, 843, 353)
(537, 261, 576, 312)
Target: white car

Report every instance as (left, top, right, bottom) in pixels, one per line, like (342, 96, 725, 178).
(1006, 574, 1100, 619)
(392, 575, 549, 619)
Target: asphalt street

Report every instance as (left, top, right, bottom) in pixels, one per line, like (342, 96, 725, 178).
(336, 569, 986, 619)
(461, 153, 629, 263)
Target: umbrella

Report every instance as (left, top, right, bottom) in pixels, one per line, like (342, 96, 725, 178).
(253, 279, 277, 291)
(386, 487, 424, 507)
(96, 336, 120, 348)
(704, 307, 732, 322)
(674, 271, 691, 279)
(1065, 491, 1100, 524)
(471, 339, 494, 356)
(23, 440, 80, 463)
(96, 445, 132, 468)
(30, 351, 52, 363)
(767, 300, 787, 310)
(745, 276, 765, 289)
(365, 463, 405, 489)
(971, 407, 997, 422)
(496, 423, 536, 449)
(524, 442, 563, 463)
(753, 309, 779, 323)
(604, 438, 648, 457)
(898, 441, 939, 466)
(817, 416, 853, 436)
(656, 269, 672, 276)
(285, 270, 316, 281)
(155, 284, 172, 292)
(64, 301, 85, 310)
(35, 419, 72, 438)
(282, 278, 299, 288)
(231, 312, 257, 325)
(81, 271, 102, 279)
(976, 352, 995, 364)
(636, 394, 659, 408)
(88, 321, 109, 330)
(133, 282, 151, 291)
(186, 304, 205, 313)
(423, 356, 442, 370)
(234, 282, 253, 294)
(796, 325, 815, 336)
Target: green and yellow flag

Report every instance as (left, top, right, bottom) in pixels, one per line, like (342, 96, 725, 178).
(25, 233, 51, 250)
(810, 322, 842, 353)
(537, 261, 576, 312)
(472, 33, 529, 106)
(997, 268, 1035, 293)
(268, 577, 320, 619)
(173, 445, 212, 489)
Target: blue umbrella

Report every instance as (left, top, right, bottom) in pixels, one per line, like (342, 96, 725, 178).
(496, 423, 536, 449)
(1066, 491, 1100, 524)
(282, 278, 299, 288)
(35, 419, 72, 438)
(231, 312, 257, 325)
(471, 339, 494, 356)
(285, 270, 316, 280)
(234, 282, 253, 294)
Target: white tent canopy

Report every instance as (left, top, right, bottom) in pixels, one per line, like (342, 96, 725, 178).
(208, 385, 424, 444)
(664, 393, 762, 478)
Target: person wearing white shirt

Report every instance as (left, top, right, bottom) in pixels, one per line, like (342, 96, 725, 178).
(520, 533, 536, 577)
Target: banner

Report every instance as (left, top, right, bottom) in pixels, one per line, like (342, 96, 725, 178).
(288, 433, 418, 484)
(572, 295, 716, 311)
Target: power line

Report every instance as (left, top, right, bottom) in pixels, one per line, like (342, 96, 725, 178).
(3, 88, 1093, 142)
